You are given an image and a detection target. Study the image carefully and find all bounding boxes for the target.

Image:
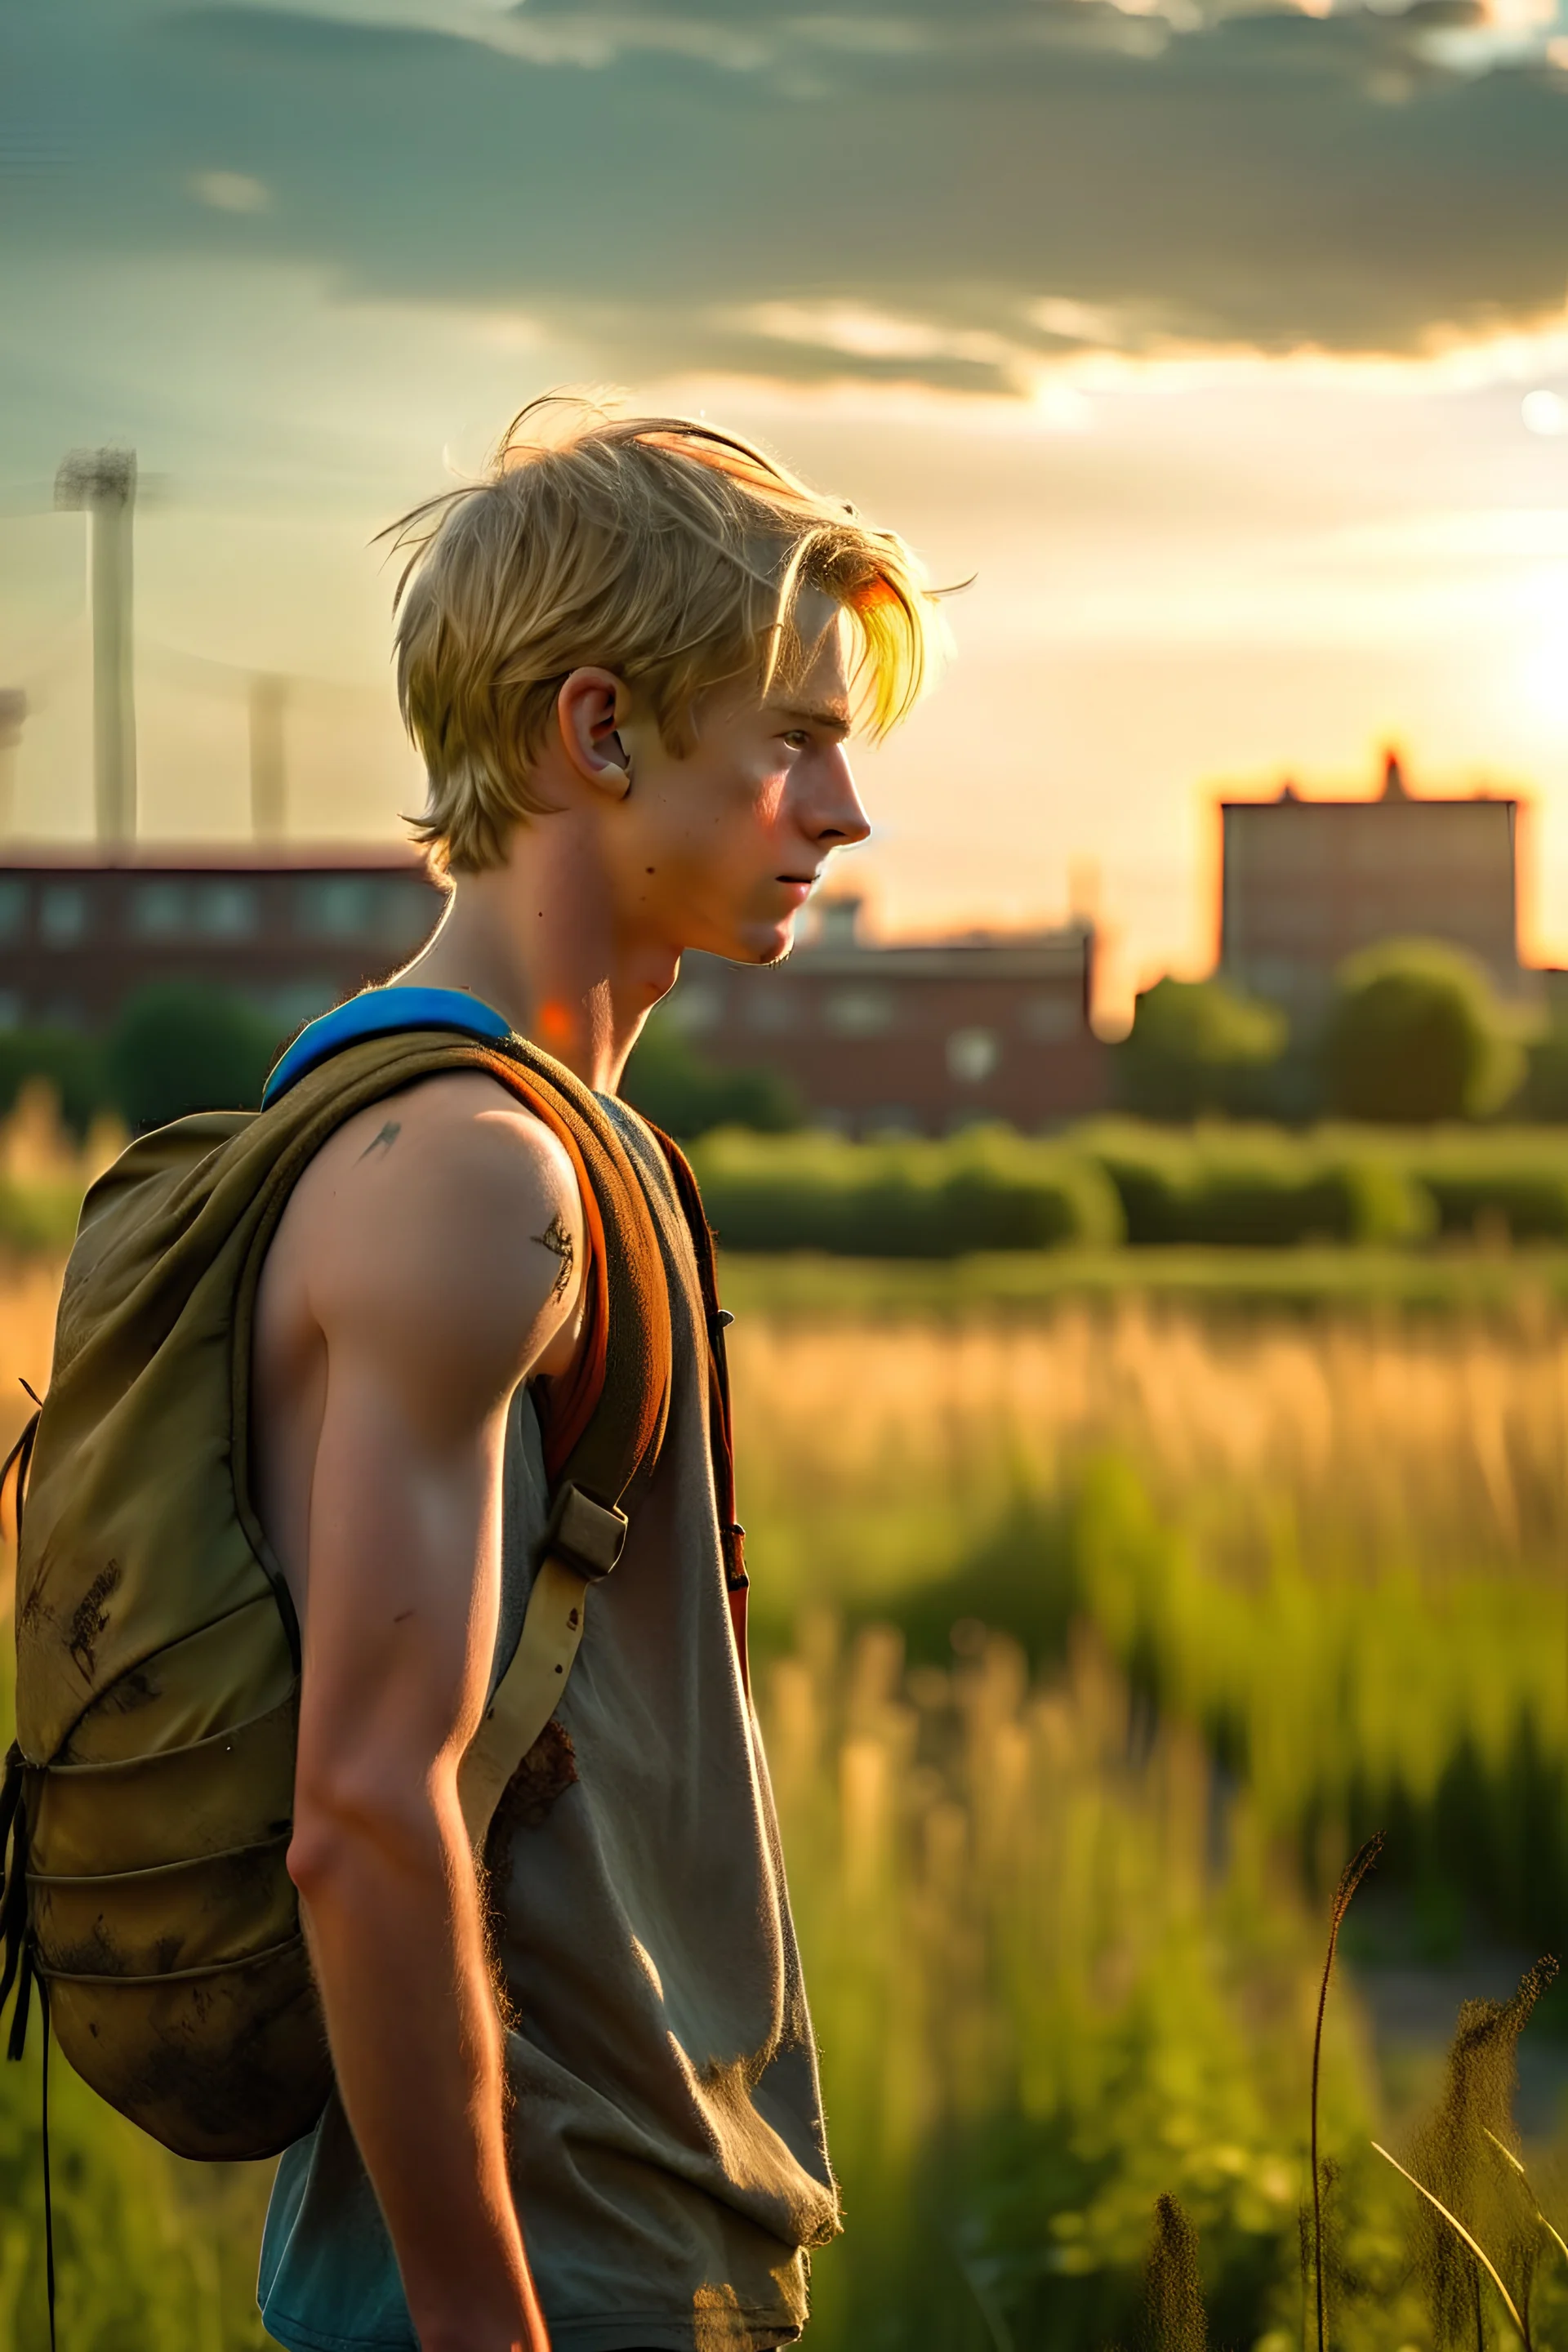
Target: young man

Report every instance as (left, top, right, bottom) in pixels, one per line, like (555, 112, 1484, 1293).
(250, 401, 942, 2352)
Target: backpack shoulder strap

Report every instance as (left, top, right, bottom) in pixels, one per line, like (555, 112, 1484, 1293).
(261, 1000, 673, 1520)
(434, 1036, 679, 1844)
(258, 993, 675, 1843)
(470, 1112, 753, 1822)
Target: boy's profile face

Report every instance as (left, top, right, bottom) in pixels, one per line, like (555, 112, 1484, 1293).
(611, 600, 872, 969)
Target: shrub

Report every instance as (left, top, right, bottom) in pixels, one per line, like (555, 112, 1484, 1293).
(1323, 940, 1524, 1123)
(1075, 1120, 1433, 1248)
(1518, 1018, 1568, 1120)
(621, 1009, 802, 1138)
(1116, 976, 1288, 1121)
(688, 1125, 1125, 1256)
(105, 982, 283, 1134)
(1396, 1127, 1568, 1241)
(0, 1027, 107, 1136)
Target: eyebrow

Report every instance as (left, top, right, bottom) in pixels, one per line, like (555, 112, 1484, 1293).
(772, 702, 852, 737)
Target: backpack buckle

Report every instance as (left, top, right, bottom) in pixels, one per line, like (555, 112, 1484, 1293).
(541, 1482, 628, 1580)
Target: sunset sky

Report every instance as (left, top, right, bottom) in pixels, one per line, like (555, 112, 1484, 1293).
(7, 0, 1568, 1015)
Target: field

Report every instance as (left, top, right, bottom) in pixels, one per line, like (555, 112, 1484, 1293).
(2, 1255, 1566, 2350)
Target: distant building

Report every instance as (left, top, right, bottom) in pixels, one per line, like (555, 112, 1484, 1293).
(0, 849, 1102, 1134)
(1219, 754, 1522, 1022)
(667, 896, 1106, 1135)
(0, 844, 443, 1035)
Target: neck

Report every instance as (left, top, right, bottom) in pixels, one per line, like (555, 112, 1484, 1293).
(392, 828, 676, 1094)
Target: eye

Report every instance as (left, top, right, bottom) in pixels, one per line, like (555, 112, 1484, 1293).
(781, 728, 811, 751)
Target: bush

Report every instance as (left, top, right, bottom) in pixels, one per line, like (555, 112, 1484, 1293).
(688, 1125, 1125, 1256)
(1323, 939, 1524, 1123)
(621, 1010, 802, 1139)
(1518, 1018, 1568, 1120)
(1116, 976, 1288, 1121)
(105, 982, 284, 1134)
(1397, 1128, 1568, 1242)
(0, 1027, 108, 1136)
(1074, 1120, 1433, 1247)
(0, 1172, 88, 1254)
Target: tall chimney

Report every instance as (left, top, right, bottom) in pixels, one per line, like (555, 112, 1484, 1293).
(249, 673, 287, 840)
(56, 448, 138, 849)
(0, 690, 24, 839)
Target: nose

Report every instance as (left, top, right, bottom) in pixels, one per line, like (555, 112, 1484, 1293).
(807, 744, 872, 850)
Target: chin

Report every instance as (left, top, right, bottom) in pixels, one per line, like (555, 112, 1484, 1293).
(710, 915, 795, 966)
(749, 922, 796, 967)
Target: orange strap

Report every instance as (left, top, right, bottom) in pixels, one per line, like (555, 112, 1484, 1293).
(481, 1065, 612, 1481)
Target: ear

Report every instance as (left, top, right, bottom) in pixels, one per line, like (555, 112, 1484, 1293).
(558, 668, 632, 800)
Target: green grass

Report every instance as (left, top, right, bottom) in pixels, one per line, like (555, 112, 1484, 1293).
(719, 1244, 1568, 1320)
(6, 1280, 1568, 2348)
(0, 1178, 87, 1261)
(765, 1624, 1409, 2352)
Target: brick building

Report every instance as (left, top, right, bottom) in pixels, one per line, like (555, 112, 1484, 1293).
(0, 844, 443, 1036)
(1219, 754, 1523, 1022)
(666, 896, 1105, 1135)
(0, 849, 1103, 1134)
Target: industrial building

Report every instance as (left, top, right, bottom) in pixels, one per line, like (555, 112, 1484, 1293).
(0, 844, 442, 1036)
(666, 896, 1105, 1135)
(0, 850, 1105, 1135)
(1219, 754, 1523, 1021)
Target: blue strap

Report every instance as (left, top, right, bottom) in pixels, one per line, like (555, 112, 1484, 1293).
(261, 988, 511, 1109)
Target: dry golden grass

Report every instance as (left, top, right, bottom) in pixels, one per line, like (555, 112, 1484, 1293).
(728, 1296, 1568, 1596)
(761, 1616, 1384, 2352)
(0, 1257, 65, 1594)
(0, 1087, 121, 1599)
(0, 1218, 1559, 2347)
(6, 1262, 1566, 1614)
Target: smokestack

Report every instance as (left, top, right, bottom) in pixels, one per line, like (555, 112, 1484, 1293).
(249, 673, 287, 840)
(0, 690, 24, 839)
(56, 447, 137, 849)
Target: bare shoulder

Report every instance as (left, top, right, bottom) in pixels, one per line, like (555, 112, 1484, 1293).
(282, 1071, 586, 1419)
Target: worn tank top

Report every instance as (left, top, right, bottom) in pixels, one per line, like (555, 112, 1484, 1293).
(257, 1099, 839, 2352)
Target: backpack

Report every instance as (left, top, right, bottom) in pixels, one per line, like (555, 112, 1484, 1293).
(0, 991, 742, 2163)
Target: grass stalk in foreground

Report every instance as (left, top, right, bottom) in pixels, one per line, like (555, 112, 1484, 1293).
(1310, 1835, 1383, 2352)
(1486, 2129, 1568, 2279)
(1370, 2142, 1531, 2350)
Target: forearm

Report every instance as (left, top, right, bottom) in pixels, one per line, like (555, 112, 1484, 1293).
(292, 1787, 548, 2351)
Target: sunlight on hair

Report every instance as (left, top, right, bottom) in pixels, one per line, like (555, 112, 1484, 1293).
(382, 390, 951, 872)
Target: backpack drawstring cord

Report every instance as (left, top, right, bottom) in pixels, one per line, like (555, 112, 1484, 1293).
(0, 1744, 33, 2058)
(39, 1976, 56, 2352)
(1, 1394, 42, 2066)
(1, 1390, 40, 1555)
(2, 1393, 51, 2345)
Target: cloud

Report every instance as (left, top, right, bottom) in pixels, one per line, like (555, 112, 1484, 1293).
(13, 0, 1568, 399)
(1523, 388, 1568, 433)
(189, 168, 270, 212)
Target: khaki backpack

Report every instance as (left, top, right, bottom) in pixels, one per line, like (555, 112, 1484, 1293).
(0, 999, 737, 2163)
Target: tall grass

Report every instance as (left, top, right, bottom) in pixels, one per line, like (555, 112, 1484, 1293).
(729, 1301, 1568, 1949)
(0, 1085, 122, 1267)
(729, 1298, 1568, 1606)
(760, 1620, 1396, 2352)
(2, 1263, 1566, 2346)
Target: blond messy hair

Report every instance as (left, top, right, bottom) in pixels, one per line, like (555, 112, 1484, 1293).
(386, 394, 946, 873)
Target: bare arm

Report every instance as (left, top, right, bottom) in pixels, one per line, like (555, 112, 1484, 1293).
(283, 1082, 584, 2352)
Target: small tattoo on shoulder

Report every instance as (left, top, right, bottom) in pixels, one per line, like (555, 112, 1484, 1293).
(532, 1210, 575, 1303)
(357, 1120, 401, 1163)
